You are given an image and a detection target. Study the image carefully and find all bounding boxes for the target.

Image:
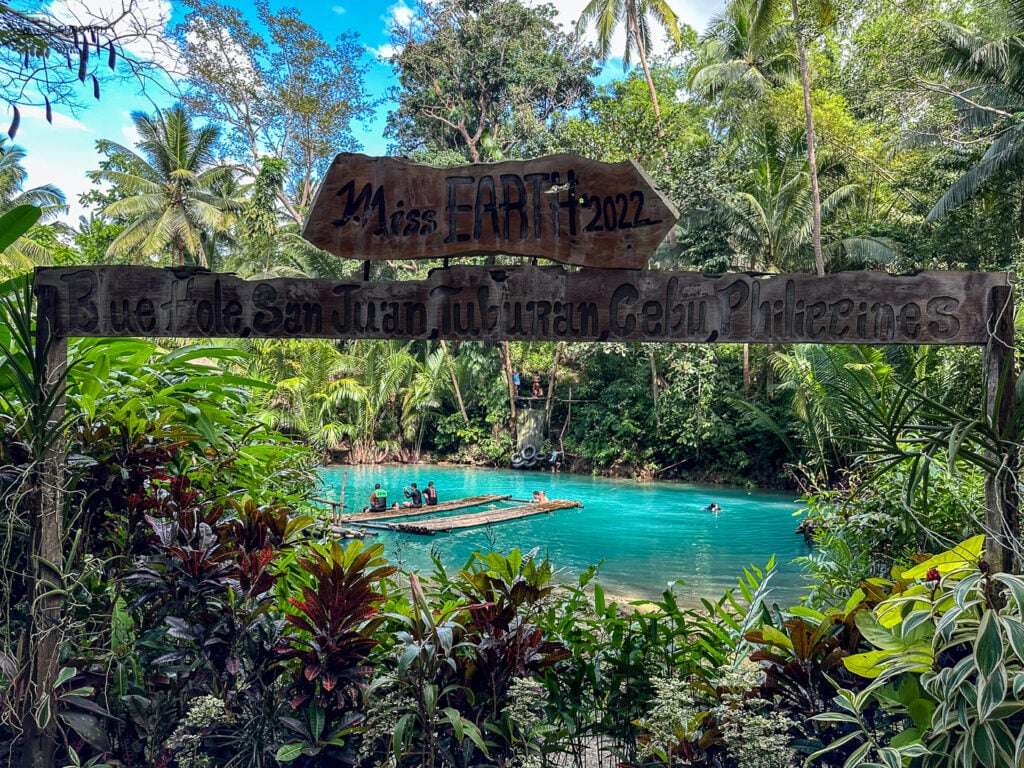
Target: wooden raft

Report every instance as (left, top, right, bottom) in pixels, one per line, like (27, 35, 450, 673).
(387, 499, 583, 535)
(342, 494, 512, 523)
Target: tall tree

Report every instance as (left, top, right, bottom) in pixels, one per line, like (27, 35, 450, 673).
(0, 139, 66, 274)
(388, 0, 596, 161)
(689, 0, 797, 109)
(576, 0, 681, 154)
(176, 0, 373, 223)
(922, 7, 1024, 222)
(0, 1, 173, 138)
(90, 106, 242, 267)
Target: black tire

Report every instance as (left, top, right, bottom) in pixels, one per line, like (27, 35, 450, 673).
(512, 457, 526, 469)
(524, 458, 538, 469)
(512, 451, 523, 463)
(521, 444, 537, 460)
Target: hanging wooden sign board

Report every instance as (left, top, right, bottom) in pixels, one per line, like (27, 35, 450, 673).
(301, 153, 679, 269)
(34, 265, 1010, 345)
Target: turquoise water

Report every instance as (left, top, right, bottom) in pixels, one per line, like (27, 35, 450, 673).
(317, 465, 812, 605)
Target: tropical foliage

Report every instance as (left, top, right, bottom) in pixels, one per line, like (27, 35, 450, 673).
(3, 0, 1024, 764)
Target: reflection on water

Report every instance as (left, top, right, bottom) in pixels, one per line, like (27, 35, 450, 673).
(318, 465, 812, 605)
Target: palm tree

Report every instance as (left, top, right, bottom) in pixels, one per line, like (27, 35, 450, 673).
(712, 126, 856, 391)
(576, 0, 681, 146)
(0, 139, 67, 274)
(90, 106, 242, 267)
(694, 0, 834, 275)
(688, 0, 797, 105)
(925, 10, 1024, 221)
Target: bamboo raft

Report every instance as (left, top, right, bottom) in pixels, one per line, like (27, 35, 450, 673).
(386, 499, 582, 535)
(342, 494, 512, 523)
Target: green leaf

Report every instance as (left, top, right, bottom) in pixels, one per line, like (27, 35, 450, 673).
(855, 611, 903, 650)
(975, 611, 1003, 678)
(908, 699, 935, 732)
(275, 743, 304, 762)
(843, 650, 890, 679)
(34, 697, 50, 729)
(971, 722, 999, 768)
(759, 623, 794, 651)
(1001, 616, 1024, 661)
(978, 667, 1007, 721)
(0, 205, 41, 252)
(902, 535, 984, 579)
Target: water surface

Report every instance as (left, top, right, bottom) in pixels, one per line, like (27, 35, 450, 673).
(318, 465, 811, 605)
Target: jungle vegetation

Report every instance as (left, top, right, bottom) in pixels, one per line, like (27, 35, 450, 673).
(1, 0, 1024, 765)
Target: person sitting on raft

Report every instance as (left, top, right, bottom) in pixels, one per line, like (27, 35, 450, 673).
(403, 482, 423, 508)
(424, 481, 438, 506)
(363, 483, 388, 512)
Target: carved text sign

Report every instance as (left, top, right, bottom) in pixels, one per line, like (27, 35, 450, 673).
(34, 266, 1010, 345)
(301, 153, 679, 269)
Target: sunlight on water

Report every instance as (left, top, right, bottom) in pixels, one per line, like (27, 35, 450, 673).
(318, 465, 812, 605)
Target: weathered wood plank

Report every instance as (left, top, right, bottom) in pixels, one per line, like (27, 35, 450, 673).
(342, 493, 512, 522)
(302, 153, 678, 269)
(35, 265, 1012, 345)
(388, 499, 583, 535)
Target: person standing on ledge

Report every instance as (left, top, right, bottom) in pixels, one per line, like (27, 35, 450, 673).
(512, 370, 521, 397)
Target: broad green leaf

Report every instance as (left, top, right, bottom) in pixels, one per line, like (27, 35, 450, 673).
(978, 667, 1007, 721)
(759, 623, 794, 651)
(0, 205, 41, 251)
(1001, 616, 1024, 662)
(275, 743, 303, 762)
(856, 611, 903, 650)
(843, 650, 890, 679)
(971, 722, 999, 768)
(902, 535, 983, 579)
(975, 611, 1003, 678)
(908, 699, 936, 732)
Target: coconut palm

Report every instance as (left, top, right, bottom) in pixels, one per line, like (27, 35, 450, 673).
(925, 9, 1024, 221)
(324, 340, 421, 458)
(576, 0, 680, 143)
(90, 106, 243, 267)
(0, 139, 67, 274)
(694, 0, 835, 275)
(688, 0, 798, 105)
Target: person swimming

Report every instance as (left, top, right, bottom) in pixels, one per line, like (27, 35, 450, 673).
(705, 502, 721, 513)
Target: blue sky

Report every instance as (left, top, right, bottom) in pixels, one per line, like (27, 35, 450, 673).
(16, 0, 722, 222)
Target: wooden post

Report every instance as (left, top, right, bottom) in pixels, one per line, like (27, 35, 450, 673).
(23, 282, 67, 767)
(984, 285, 1018, 574)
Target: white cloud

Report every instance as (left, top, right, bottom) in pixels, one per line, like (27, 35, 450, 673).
(17, 104, 90, 132)
(120, 112, 142, 147)
(368, 42, 398, 61)
(44, 0, 180, 71)
(332, 4, 346, 14)
(384, 0, 415, 30)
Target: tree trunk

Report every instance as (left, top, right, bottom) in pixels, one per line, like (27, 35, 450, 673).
(649, 347, 660, 426)
(743, 342, 751, 396)
(439, 340, 469, 425)
(23, 286, 67, 768)
(500, 340, 517, 430)
(544, 343, 563, 433)
(792, 0, 825, 277)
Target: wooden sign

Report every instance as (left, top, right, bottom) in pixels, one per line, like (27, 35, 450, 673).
(35, 266, 1010, 345)
(301, 153, 679, 269)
